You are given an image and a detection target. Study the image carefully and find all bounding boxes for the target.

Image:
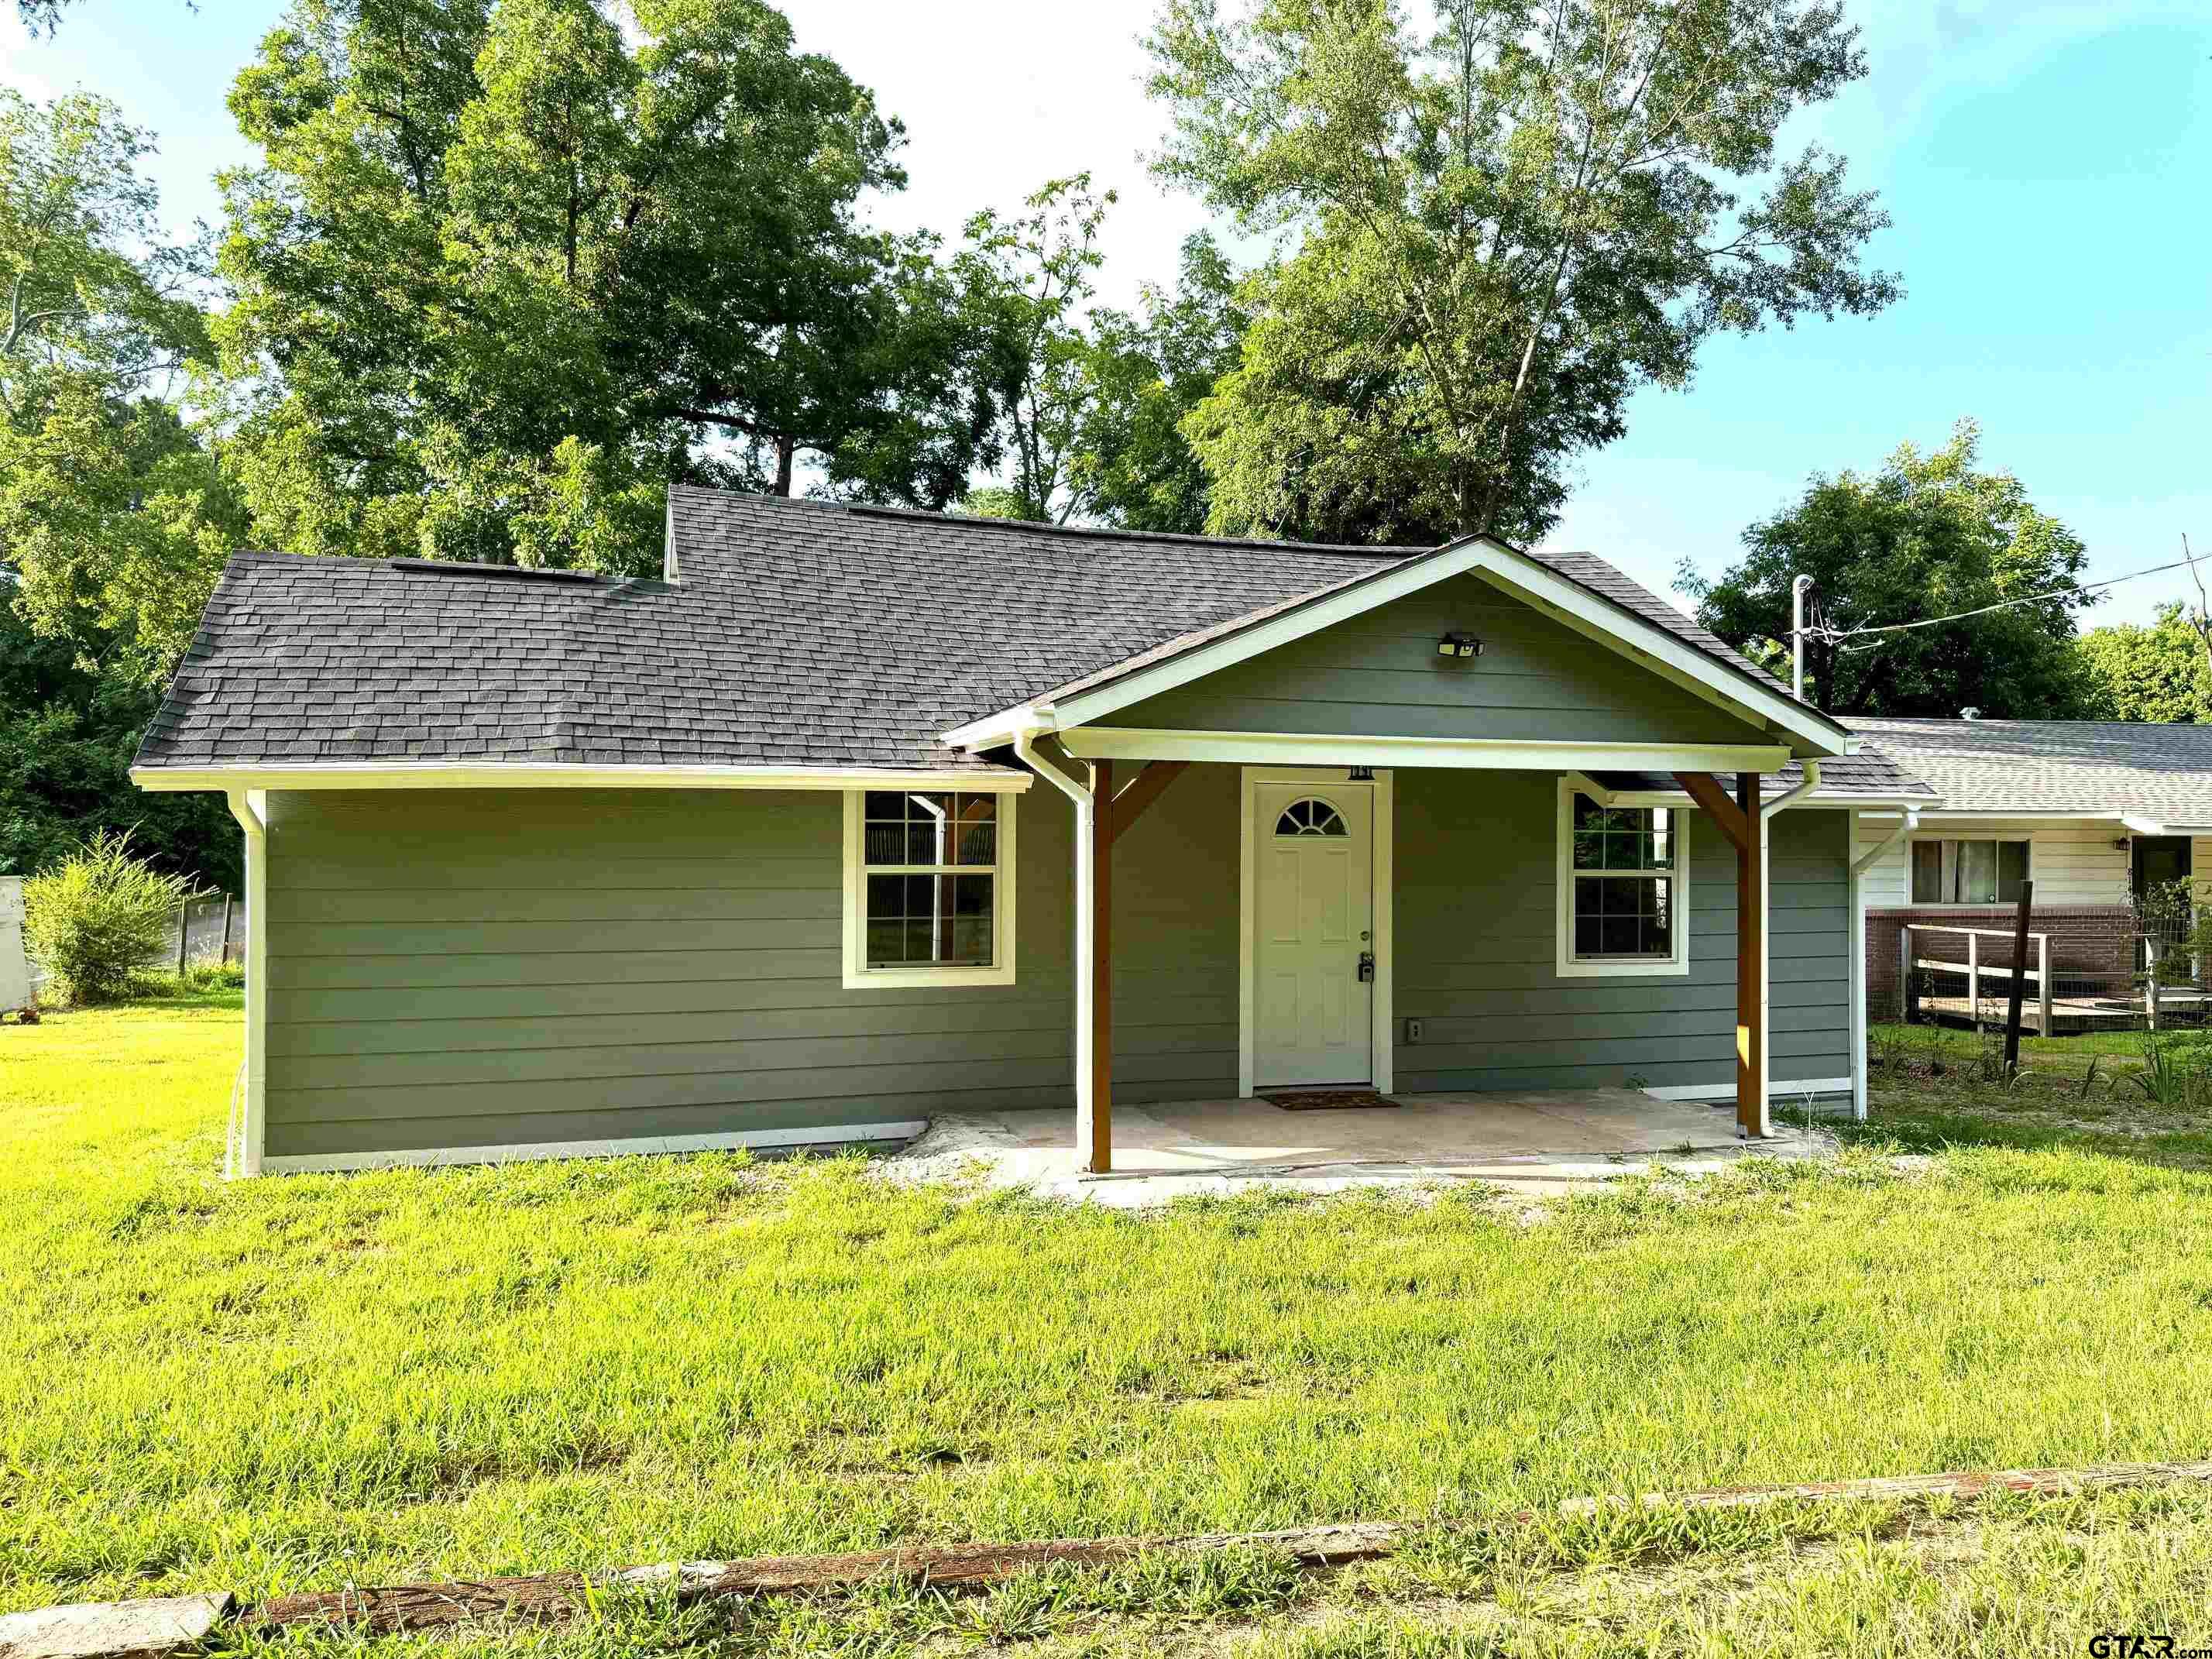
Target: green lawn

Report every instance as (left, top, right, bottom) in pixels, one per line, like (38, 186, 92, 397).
(7, 999, 2212, 1655)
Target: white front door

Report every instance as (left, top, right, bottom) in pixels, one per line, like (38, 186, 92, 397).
(1252, 782, 1374, 1087)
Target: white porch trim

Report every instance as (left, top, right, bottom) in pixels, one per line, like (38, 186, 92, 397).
(1061, 728, 1791, 773)
(134, 763, 1032, 794)
(224, 788, 268, 1179)
(1238, 767, 1394, 1099)
(262, 1120, 926, 1176)
(1642, 1077, 1853, 1104)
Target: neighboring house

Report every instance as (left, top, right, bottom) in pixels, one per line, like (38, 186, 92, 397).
(130, 489, 1930, 1176)
(1847, 717, 2212, 1015)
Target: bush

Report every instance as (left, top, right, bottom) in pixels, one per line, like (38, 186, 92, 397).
(21, 830, 205, 1005)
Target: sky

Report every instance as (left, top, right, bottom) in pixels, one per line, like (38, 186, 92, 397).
(4, 0, 2208, 629)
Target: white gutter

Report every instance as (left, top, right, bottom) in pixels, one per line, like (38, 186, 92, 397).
(1844, 802, 1918, 1126)
(1013, 730, 1098, 1163)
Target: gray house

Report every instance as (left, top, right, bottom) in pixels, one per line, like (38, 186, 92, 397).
(131, 489, 1931, 1176)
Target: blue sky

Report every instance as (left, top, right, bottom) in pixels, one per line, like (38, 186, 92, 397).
(5, 0, 2207, 627)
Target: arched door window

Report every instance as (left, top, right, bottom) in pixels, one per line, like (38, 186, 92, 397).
(1273, 797, 1348, 838)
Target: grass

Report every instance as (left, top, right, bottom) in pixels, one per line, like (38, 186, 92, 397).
(9, 1001, 2212, 1654)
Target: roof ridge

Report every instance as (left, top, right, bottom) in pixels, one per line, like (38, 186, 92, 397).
(671, 483, 1424, 558)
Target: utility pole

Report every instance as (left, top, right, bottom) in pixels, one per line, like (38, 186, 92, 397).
(1791, 574, 1815, 704)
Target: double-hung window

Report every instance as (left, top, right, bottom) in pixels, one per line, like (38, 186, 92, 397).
(1555, 783, 1691, 977)
(842, 790, 1018, 988)
(1909, 837, 2028, 905)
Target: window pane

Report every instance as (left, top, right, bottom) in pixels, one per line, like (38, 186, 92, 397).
(1910, 841, 1942, 904)
(1571, 795, 1606, 869)
(1572, 874, 1671, 959)
(864, 871, 994, 968)
(1956, 840, 1997, 905)
(950, 795, 998, 866)
(1997, 840, 2028, 902)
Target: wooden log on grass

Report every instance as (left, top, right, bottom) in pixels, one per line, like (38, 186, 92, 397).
(245, 1460, 2212, 1636)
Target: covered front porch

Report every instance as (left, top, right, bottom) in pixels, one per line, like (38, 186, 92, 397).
(891, 1087, 1833, 1204)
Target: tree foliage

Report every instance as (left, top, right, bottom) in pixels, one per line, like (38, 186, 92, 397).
(952, 185, 1247, 535)
(0, 89, 242, 681)
(1145, 0, 1900, 544)
(218, 0, 999, 574)
(2076, 605, 2212, 723)
(1685, 421, 2097, 719)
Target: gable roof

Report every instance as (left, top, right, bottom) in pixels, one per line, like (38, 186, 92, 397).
(1848, 717, 2212, 828)
(132, 487, 1849, 780)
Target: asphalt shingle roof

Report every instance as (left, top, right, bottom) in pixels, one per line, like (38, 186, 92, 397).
(1587, 744, 1936, 803)
(1846, 718, 2212, 823)
(135, 487, 1836, 775)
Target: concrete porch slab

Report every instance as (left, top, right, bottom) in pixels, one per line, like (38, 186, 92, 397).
(884, 1088, 1833, 1207)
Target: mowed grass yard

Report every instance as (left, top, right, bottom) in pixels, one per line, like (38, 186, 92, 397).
(9, 998, 2212, 1654)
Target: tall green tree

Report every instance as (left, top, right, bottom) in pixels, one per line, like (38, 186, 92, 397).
(1071, 232, 1249, 535)
(1145, 0, 1901, 544)
(953, 191, 1247, 536)
(0, 88, 243, 681)
(2076, 605, 2212, 723)
(218, 0, 998, 573)
(0, 90, 239, 886)
(1684, 421, 2098, 719)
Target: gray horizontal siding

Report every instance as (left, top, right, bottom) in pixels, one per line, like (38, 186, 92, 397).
(261, 775, 1244, 1161)
(1392, 771, 1852, 1094)
(1113, 577, 1769, 745)
(259, 764, 1852, 1162)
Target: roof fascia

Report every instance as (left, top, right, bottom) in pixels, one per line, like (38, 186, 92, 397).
(131, 762, 1032, 794)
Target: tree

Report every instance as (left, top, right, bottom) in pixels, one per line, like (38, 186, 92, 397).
(218, 0, 1000, 574)
(1684, 421, 2098, 719)
(0, 89, 241, 678)
(952, 196, 1248, 536)
(1070, 232, 1249, 535)
(950, 175, 1115, 526)
(2076, 605, 2212, 723)
(1144, 0, 1901, 544)
(14, 0, 195, 34)
(0, 91, 242, 888)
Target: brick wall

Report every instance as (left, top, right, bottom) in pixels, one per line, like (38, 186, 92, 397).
(1867, 905, 2136, 1022)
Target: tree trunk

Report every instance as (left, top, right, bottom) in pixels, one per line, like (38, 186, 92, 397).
(772, 435, 795, 497)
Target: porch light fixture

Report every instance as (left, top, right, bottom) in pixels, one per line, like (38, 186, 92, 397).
(1437, 631, 1482, 659)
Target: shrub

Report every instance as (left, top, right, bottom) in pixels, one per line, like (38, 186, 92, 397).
(21, 830, 204, 1005)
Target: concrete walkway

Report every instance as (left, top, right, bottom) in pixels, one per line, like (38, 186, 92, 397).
(883, 1087, 1833, 1207)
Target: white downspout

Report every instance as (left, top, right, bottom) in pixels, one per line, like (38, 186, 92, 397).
(1848, 806, 1921, 1122)
(1750, 760, 1822, 1134)
(224, 789, 269, 1178)
(1013, 730, 1095, 1162)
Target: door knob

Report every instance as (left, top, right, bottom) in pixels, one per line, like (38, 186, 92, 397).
(1358, 951, 1376, 983)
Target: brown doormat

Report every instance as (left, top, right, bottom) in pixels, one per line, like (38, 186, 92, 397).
(1262, 1089, 1401, 1111)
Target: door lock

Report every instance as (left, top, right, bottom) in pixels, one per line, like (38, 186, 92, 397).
(1357, 950, 1376, 983)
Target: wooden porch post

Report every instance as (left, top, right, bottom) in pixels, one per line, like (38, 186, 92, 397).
(1674, 769, 1768, 1138)
(1079, 758, 1192, 1175)
(1088, 758, 1114, 1173)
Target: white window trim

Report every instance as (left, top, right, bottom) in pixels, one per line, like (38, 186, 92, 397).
(841, 788, 1018, 989)
(1555, 778, 1692, 979)
(1906, 834, 2033, 908)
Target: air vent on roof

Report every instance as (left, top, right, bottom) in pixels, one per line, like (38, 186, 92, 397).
(387, 558, 603, 584)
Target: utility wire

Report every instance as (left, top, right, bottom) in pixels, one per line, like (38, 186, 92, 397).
(1802, 541, 2210, 651)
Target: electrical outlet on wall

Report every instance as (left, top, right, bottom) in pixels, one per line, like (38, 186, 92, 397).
(1405, 1018, 1424, 1042)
